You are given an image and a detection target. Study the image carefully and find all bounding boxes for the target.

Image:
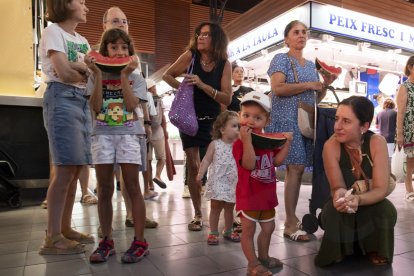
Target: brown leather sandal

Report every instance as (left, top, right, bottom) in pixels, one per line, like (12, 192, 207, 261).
(188, 216, 203, 231)
(368, 253, 389, 265)
(259, 256, 283, 268)
(39, 233, 85, 255)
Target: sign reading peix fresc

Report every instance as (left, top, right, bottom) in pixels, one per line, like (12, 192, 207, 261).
(311, 3, 414, 51)
(228, 2, 414, 62)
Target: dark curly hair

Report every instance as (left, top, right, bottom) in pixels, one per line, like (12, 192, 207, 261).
(211, 111, 239, 140)
(382, 98, 395, 109)
(187, 22, 228, 63)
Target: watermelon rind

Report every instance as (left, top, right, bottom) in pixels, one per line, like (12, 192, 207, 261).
(315, 58, 342, 76)
(89, 51, 131, 73)
(251, 133, 287, 150)
(95, 64, 128, 73)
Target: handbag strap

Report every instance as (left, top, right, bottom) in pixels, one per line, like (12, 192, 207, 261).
(287, 55, 299, 83)
(187, 54, 196, 75)
(344, 146, 370, 186)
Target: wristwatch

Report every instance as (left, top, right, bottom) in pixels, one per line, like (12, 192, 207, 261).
(144, 120, 152, 126)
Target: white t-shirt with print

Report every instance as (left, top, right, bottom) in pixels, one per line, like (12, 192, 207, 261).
(40, 23, 90, 88)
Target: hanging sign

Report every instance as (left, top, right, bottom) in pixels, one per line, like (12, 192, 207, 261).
(228, 4, 310, 62)
(311, 3, 414, 51)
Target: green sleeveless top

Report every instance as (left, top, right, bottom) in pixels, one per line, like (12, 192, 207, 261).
(339, 131, 374, 189)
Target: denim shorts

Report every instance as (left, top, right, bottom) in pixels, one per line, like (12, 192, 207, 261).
(43, 82, 92, 165)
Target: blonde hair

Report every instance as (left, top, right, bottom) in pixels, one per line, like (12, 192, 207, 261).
(211, 111, 238, 140)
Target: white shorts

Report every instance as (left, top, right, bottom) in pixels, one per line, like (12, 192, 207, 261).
(92, 134, 142, 165)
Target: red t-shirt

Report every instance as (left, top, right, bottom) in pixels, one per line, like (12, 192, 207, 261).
(233, 139, 280, 211)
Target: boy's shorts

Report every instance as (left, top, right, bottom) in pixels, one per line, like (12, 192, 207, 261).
(237, 209, 275, 223)
(148, 139, 166, 161)
(92, 134, 142, 165)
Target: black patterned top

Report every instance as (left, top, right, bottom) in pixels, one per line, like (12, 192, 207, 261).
(402, 80, 414, 144)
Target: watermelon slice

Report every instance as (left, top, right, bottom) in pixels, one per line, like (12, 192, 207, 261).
(251, 132, 287, 150)
(88, 51, 131, 73)
(315, 58, 342, 85)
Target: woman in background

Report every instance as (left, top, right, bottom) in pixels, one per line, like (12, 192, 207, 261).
(227, 64, 253, 112)
(396, 56, 414, 202)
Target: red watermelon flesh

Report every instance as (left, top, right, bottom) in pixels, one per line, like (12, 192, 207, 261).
(89, 51, 131, 73)
(251, 132, 287, 150)
(315, 58, 342, 85)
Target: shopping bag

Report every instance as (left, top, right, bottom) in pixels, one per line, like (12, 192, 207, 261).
(391, 146, 407, 182)
(168, 56, 198, 136)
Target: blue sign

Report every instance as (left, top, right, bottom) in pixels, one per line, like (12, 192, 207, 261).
(311, 3, 414, 51)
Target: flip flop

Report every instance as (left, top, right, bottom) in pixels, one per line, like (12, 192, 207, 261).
(144, 191, 159, 200)
(152, 177, 167, 189)
(405, 192, 414, 202)
(283, 229, 310, 242)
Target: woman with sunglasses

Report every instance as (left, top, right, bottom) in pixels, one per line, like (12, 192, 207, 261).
(163, 22, 232, 231)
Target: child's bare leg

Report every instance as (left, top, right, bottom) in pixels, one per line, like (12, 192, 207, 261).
(240, 216, 258, 265)
(223, 202, 235, 231)
(119, 169, 133, 221)
(121, 163, 146, 241)
(209, 200, 224, 232)
(257, 220, 275, 261)
(96, 164, 115, 239)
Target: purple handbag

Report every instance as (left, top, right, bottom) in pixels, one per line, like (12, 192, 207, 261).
(168, 56, 199, 136)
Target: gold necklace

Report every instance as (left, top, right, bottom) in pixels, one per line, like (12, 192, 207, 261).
(201, 59, 213, 67)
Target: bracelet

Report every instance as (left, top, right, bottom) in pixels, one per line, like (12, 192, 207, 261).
(212, 89, 218, 100)
(144, 120, 151, 126)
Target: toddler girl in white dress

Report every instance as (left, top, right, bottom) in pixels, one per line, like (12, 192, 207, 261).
(197, 111, 240, 245)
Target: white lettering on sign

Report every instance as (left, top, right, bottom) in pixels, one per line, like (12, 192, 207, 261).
(311, 2, 414, 51)
(228, 4, 310, 62)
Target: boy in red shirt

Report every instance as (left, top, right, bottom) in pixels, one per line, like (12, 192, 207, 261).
(233, 91, 292, 275)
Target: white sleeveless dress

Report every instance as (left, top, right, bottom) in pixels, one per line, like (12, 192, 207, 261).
(204, 139, 238, 203)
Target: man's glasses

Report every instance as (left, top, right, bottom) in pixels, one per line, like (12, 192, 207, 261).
(196, 32, 211, 39)
(105, 18, 130, 25)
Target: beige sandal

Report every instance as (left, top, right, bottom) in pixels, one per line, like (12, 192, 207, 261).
(63, 229, 95, 244)
(39, 233, 85, 255)
(80, 194, 98, 205)
(188, 216, 203, 231)
(247, 263, 272, 276)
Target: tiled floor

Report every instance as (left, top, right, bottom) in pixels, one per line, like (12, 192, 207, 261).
(1, 165, 414, 276)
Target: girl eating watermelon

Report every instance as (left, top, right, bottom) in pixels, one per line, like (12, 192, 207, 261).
(85, 28, 149, 264)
